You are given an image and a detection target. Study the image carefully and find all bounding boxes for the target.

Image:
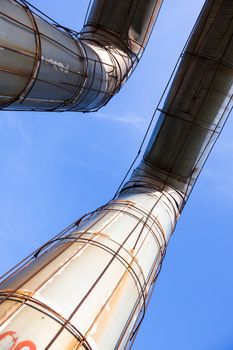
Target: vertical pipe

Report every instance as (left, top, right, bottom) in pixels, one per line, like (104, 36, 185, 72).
(0, 187, 182, 350)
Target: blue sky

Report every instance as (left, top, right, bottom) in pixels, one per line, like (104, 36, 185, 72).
(1, 0, 233, 349)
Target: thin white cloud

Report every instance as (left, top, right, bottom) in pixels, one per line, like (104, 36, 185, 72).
(0, 112, 31, 145)
(95, 111, 148, 130)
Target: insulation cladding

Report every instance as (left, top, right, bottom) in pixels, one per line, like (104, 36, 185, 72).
(142, 0, 233, 199)
(0, 0, 163, 112)
(0, 0, 233, 349)
(0, 188, 182, 349)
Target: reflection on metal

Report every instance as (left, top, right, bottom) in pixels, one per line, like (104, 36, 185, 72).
(142, 0, 233, 200)
(0, 192, 181, 349)
(0, 0, 163, 112)
(0, 0, 233, 349)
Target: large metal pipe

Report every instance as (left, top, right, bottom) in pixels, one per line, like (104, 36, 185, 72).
(140, 0, 233, 199)
(0, 0, 232, 349)
(0, 0, 163, 112)
(0, 188, 181, 350)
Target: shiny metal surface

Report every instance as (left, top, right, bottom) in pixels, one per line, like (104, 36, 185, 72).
(0, 0, 232, 349)
(0, 0, 163, 112)
(142, 0, 233, 199)
(0, 188, 182, 349)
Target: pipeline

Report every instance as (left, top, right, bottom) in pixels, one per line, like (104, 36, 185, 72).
(0, 0, 163, 112)
(139, 0, 233, 201)
(0, 0, 232, 349)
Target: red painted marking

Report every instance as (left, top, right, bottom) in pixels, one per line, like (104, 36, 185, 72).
(0, 331, 17, 341)
(0, 331, 37, 350)
(14, 340, 37, 350)
(0, 331, 18, 349)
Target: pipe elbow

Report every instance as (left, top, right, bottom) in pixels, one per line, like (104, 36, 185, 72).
(0, 0, 162, 112)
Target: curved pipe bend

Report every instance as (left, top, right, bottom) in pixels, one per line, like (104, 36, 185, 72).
(0, 0, 163, 112)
